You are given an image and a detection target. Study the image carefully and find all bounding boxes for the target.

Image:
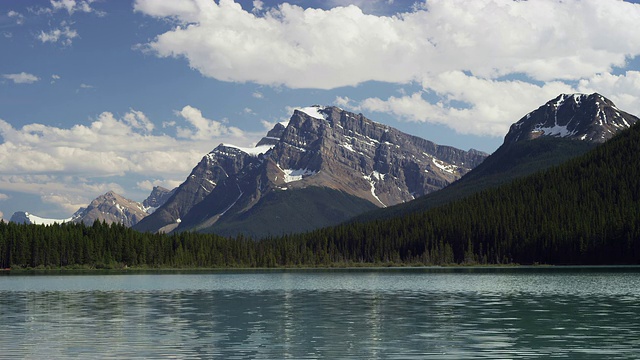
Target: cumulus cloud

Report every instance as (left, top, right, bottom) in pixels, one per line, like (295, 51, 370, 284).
(37, 25, 78, 46)
(135, 0, 640, 88)
(252, 0, 264, 13)
(7, 10, 25, 25)
(176, 105, 244, 140)
(50, 0, 104, 16)
(0, 107, 261, 214)
(2, 72, 40, 84)
(577, 71, 640, 117)
(134, 0, 640, 136)
(137, 179, 183, 192)
(355, 71, 574, 137)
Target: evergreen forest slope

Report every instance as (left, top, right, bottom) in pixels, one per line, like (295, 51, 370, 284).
(353, 137, 596, 223)
(1, 121, 640, 268)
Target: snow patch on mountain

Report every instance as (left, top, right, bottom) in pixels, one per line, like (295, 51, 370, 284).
(534, 124, 575, 137)
(363, 173, 386, 207)
(296, 106, 327, 120)
(432, 158, 459, 174)
(282, 168, 317, 183)
(13, 212, 72, 225)
(220, 144, 274, 156)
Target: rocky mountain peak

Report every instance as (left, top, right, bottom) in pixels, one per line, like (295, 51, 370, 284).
(73, 191, 148, 227)
(504, 93, 639, 144)
(10, 187, 176, 227)
(142, 186, 175, 211)
(135, 105, 489, 236)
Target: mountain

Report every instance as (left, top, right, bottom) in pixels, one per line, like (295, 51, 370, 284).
(504, 93, 638, 144)
(274, 117, 640, 265)
(70, 191, 149, 227)
(134, 106, 488, 237)
(9, 211, 72, 226)
(9, 187, 175, 227)
(142, 186, 175, 213)
(354, 93, 640, 222)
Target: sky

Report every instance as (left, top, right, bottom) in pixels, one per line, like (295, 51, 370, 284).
(1, 0, 640, 221)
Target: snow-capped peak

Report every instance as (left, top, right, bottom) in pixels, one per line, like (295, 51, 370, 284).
(215, 144, 275, 157)
(505, 93, 639, 144)
(295, 105, 327, 120)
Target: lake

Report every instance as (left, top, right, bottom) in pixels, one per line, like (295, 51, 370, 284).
(1, 267, 639, 359)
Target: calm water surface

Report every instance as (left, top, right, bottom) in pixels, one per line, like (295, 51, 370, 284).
(1, 267, 639, 359)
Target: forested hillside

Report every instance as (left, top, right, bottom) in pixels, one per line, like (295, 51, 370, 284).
(1, 121, 639, 268)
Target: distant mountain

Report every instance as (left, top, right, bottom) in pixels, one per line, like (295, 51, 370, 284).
(134, 106, 487, 237)
(70, 191, 148, 227)
(504, 93, 638, 144)
(354, 93, 639, 222)
(9, 187, 175, 227)
(9, 211, 71, 226)
(142, 186, 175, 213)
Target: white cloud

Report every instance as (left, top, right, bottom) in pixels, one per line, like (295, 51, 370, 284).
(0, 175, 125, 214)
(334, 96, 352, 108)
(123, 109, 155, 133)
(577, 71, 640, 117)
(0, 106, 262, 215)
(135, 0, 640, 89)
(137, 179, 182, 192)
(252, 91, 264, 99)
(52, 74, 61, 80)
(50, 0, 103, 15)
(252, 0, 264, 13)
(0, 193, 9, 201)
(356, 71, 574, 137)
(133, 0, 640, 137)
(0, 108, 256, 178)
(176, 105, 244, 140)
(7, 10, 25, 25)
(2, 72, 40, 84)
(41, 193, 94, 214)
(37, 25, 78, 46)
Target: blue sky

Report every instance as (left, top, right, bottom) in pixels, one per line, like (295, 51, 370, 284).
(1, 0, 640, 220)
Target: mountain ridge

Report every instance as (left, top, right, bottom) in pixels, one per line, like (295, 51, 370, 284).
(134, 105, 487, 236)
(353, 92, 638, 223)
(9, 186, 174, 227)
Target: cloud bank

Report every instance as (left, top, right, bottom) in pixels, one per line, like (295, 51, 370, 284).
(0, 107, 260, 214)
(135, 0, 640, 136)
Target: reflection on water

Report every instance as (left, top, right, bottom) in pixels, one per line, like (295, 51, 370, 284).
(1, 268, 640, 359)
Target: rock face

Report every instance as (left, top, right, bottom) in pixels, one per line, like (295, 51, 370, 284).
(135, 106, 488, 236)
(142, 186, 175, 213)
(504, 93, 639, 144)
(70, 191, 149, 227)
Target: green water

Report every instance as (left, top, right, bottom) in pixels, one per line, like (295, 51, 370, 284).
(1, 267, 639, 359)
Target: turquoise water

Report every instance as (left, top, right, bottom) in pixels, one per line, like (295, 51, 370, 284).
(1, 267, 639, 359)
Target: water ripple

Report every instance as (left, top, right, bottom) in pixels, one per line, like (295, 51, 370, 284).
(1, 268, 639, 359)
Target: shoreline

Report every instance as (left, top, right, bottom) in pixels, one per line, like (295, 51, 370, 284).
(2, 264, 639, 274)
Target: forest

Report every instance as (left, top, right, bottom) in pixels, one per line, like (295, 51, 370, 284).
(2, 121, 640, 269)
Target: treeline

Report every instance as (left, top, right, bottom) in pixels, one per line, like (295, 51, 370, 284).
(2, 122, 640, 268)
